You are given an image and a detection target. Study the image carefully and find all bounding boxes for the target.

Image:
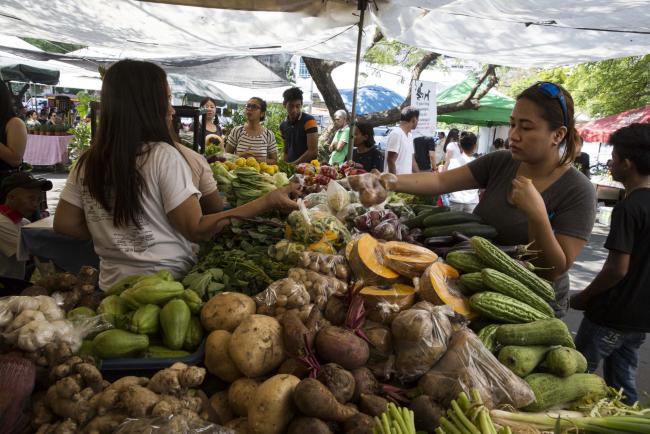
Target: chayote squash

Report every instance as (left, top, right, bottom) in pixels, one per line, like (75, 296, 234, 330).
(92, 329, 149, 359)
(130, 304, 161, 335)
(160, 299, 191, 350)
(183, 316, 204, 352)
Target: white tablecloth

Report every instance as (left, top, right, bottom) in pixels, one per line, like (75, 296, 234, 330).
(23, 134, 72, 166)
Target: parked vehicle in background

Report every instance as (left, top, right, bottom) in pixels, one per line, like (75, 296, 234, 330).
(374, 125, 392, 152)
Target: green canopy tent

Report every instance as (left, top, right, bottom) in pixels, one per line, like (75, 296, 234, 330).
(0, 63, 60, 85)
(437, 77, 515, 127)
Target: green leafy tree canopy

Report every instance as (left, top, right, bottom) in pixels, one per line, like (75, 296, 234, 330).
(503, 55, 650, 118)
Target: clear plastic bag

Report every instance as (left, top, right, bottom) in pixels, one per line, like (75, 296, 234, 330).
(286, 268, 347, 310)
(267, 239, 307, 262)
(352, 209, 399, 232)
(390, 302, 454, 383)
(419, 328, 535, 409)
(294, 251, 350, 281)
(303, 192, 329, 209)
(255, 278, 311, 317)
(327, 180, 350, 213)
(287, 200, 351, 249)
(347, 172, 397, 207)
(115, 414, 233, 434)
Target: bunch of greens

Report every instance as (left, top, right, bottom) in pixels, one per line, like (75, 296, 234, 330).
(188, 218, 291, 297)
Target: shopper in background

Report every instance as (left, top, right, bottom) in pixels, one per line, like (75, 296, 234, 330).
(38, 108, 48, 125)
(571, 123, 650, 405)
(0, 81, 26, 189)
(490, 138, 505, 152)
(0, 173, 52, 279)
(352, 121, 384, 172)
(226, 97, 278, 164)
(413, 134, 437, 171)
(280, 87, 318, 164)
(328, 109, 350, 166)
(573, 136, 590, 178)
(442, 128, 461, 171)
(447, 132, 479, 212)
(25, 110, 40, 128)
(385, 106, 419, 175)
(200, 97, 223, 148)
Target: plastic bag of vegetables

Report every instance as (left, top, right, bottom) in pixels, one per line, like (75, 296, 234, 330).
(255, 278, 311, 317)
(287, 268, 347, 310)
(327, 180, 350, 213)
(418, 328, 535, 409)
(286, 201, 351, 249)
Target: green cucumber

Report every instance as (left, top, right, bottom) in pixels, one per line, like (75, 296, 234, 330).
(424, 223, 498, 238)
(422, 211, 483, 227)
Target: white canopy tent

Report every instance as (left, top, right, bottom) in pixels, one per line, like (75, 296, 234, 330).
(0, 1, 648, 68)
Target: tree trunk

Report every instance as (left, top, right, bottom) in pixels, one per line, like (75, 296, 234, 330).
(306, 53, 499, 129)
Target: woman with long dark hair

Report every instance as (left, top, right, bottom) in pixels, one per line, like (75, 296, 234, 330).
(442, 128, 460, 171)
(352, 122, 384, 172)
(0, 82, 27, 184)
(349, 82, 596, 315)
(54, 60, 297, 290)
(200, 96, 223, 148)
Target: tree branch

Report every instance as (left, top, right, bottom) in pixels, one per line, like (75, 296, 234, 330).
(437, 65, 498, 114)
(358, 51, 440, 127)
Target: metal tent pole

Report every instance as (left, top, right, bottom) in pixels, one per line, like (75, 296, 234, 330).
(348, 0, 368, 161)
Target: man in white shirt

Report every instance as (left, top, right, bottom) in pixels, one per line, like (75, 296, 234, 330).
(385, 107, 420, 175)
(0, 173, 52, 279)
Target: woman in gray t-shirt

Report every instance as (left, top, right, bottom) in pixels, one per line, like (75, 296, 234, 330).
(354, 82, 596, 315)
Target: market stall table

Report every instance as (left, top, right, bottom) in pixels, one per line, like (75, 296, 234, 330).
(23, 134, 72, 166)
(18, 215, 99, 274)
(591, 174, 625, 203)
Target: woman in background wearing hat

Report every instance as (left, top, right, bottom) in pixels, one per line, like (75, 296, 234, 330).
(350, 82, 596, 316)
(0, 82, 27, 187)
(0, 173, 52, 280)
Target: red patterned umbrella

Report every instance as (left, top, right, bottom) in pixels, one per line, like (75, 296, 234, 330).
(579, 106, 650, 143)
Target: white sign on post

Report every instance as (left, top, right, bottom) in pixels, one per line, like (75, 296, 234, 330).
(410, 80, 437, 137)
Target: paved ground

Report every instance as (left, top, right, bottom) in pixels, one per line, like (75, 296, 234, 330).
(34, 168, 649, 398)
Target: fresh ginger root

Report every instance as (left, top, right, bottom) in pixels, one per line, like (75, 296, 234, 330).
(121, 385, 161, 417)
(148, 364, 206, 395)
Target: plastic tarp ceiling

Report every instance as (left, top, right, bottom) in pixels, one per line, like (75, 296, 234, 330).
(436, 77, 515, 126)
(0, 1, 648, 67)
(578, 106, 650, 143)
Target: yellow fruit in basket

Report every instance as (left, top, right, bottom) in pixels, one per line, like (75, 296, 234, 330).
(311, 160, 320, 167)
(225, 161, 236, 170)
(246, 157, 258, 167)
(235, 158, 246, 167)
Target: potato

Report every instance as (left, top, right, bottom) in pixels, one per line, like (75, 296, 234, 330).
(201, 292, 256, 332)
(228, 378, 260, 417)
(248, 374, 300, 434)
(209, 390, 234, 425)
(229, 315, 285, 378)
(205, 330, 243, 382)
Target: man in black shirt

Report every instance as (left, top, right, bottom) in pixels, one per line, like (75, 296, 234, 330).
(571, 123, 650, 404)
(413, 135, 436, 171)
(279, 87, 319, 164)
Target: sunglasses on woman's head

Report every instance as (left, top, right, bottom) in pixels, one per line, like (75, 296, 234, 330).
(532, 81, 569, 128)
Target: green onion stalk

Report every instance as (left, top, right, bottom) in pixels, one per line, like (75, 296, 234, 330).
(491, 409, 650, 433)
